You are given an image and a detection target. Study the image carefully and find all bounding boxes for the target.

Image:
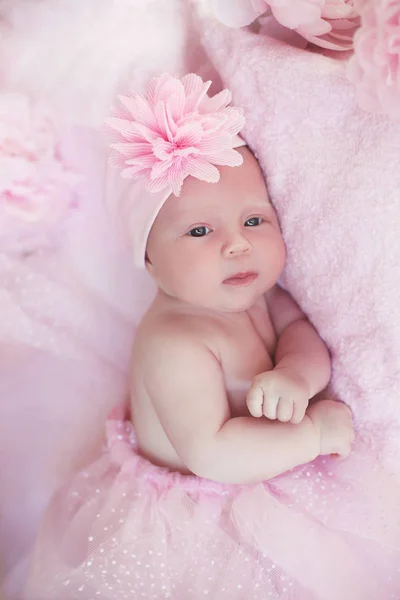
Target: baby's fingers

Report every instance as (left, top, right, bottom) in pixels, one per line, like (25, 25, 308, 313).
(263, 392, 279, 420)
(246, 385, 264, 418)
(291, 399, 308, 425)
(276, 397, 294, 422)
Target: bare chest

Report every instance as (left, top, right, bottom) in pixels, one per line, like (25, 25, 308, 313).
(215, 302, 276, 416)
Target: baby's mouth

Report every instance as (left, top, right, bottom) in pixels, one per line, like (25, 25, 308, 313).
(223, 272, 258, 286)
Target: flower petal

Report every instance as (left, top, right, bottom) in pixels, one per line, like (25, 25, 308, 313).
(146, 172, 171, 193)
(181, 73, 206, 97)
(120, 164, 150, 179)
(197, 132, 233, 154)
(0, 92, 79, 235)
(147, 73, 170, 108)
(209, 0, 267, 27)
(105, 117, 153, 142)
(156, 76, 185, 118)
(322, 2, 358, 20)
(152, 139, 175, 161)
(174, 146, 199, 158)
(110, 142, 152, 158)
(125, 154, 156, 169)
(174, 121, 203, 146)
(107, 72, 247, 196)
(198, 89, 232, 114)
(168, 161, 188, 197)
(151, 157, 173, 180)
(154, 101, 175, 141)
(166, 82, 186, 122)
(118, 94, 158, 130)
(183, 74, 212, 112)
(271, 2, 325, 30)
(219, 106, 246, 135)
(186, 157, 220, 183)
(347, 0, 400, 119)
(108, 153, 126, 168)
(297, 18, 332, 37)
(204, 148, 244, 167)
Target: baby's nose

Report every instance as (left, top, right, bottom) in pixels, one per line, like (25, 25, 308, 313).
(222, 234, 252, 258)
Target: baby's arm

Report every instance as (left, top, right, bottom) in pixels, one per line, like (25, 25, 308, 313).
(143, 326, 350, 484)
(247, 286, 332, 424)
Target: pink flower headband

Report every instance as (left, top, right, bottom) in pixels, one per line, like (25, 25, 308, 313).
(106, 73, 246, 267)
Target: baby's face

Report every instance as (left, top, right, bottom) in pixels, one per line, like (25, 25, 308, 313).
(146, 147, 286, 313)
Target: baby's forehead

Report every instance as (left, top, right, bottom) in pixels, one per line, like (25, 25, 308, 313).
(156, 151, 271, 225)
(159, 188, 270, 229)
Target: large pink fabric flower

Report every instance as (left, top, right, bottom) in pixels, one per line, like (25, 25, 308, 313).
(0, 93, 80, 223)
(106, 73, 245, 197)
(348, 0, 400, 119)
(210, 0, 360, 50)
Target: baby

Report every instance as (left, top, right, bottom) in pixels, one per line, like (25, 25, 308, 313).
(24, 75, 398, 600)
(109, 73, 355, 484)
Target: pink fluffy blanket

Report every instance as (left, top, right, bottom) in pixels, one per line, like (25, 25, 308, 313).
(197, 16, 400, 465)
(0, 1, 399, 597)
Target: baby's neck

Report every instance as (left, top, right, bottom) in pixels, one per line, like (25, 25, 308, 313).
(152, 288, 256, 320)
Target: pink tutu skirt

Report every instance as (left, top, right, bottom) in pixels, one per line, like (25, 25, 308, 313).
(25, 412, 400, 600)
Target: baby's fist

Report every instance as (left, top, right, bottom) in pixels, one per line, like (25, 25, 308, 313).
(246, 368, 310, 424)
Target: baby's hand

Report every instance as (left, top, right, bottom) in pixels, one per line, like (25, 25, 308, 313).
(307, 400, 355, 458)
(246, 368, 310, 424)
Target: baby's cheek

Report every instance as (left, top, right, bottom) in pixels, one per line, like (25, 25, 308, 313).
(266, 235, 286, 268)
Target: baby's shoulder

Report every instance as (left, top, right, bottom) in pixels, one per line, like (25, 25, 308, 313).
(132, 312, 223, 389)
(134, 308, 219, 358)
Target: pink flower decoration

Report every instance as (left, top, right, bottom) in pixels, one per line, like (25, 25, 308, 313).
(348, 0, 400, 119)
(106, 73, 245, 197)
(210, 0, 360, 50)
(0, 93, 80, 223)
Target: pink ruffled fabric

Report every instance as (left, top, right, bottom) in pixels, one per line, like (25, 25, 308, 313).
(207, 0, 400, 118)
(209, 0, 360, 50)
(25, 414, 400, 600)
(0, 92, 80, 254)
(348, 0, 400, 119)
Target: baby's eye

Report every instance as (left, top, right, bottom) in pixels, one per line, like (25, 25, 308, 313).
(187, 226, 212, 237)
(245, 217, 263, 227)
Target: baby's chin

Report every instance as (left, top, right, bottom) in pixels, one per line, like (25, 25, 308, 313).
(171, 281, 270, 313)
